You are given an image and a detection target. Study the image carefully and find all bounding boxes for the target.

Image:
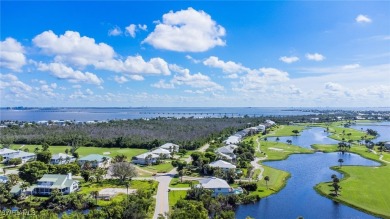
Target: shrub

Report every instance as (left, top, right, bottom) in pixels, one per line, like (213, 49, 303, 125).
(239, 182, 258, 191)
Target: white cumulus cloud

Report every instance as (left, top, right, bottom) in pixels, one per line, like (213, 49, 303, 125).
(203, 56, 249, 74)
(279, 56, 299, 64)
(114, 76, 129, 84)
(143, 7, 226, 52)
(356, 14, 372, 23)
(0, 74, 32, 92)
(0, 38, 27, 72)
(151, 79, 175, 89)
(33, 30, 115, 67)
(37, 62, 103, 85)
(125, 24, 137, 38)
(306, 53, 325, 61)
(108, 26, 122, 36)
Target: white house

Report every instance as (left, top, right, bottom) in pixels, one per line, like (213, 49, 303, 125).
(160, 143, 180, 152)
(209, 160, 236, 172)
(132, 152, 159, 165)
(32, 173, 79, 196)
(50, 153, 76, 165)
(0, 148, 18, 160)
(385, 142, 390, 150)
(151, 148, 171, 158)
(78, 154, 111, 168)
(196, 177, 233, 197)
(224, 135, 241, 144)
(217, 152, 233, 162)
(216, 145, 238, 160)
(265, 120, 276, 127)
(7, 151, 36, 163)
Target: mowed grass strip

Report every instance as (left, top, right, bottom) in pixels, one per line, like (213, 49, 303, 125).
(169, 190, 187, 208)
(11, 144, 147, 160)
(314, 144, 390, 218)
(248, 165, 290, 198)
(266, 125, 306, 137)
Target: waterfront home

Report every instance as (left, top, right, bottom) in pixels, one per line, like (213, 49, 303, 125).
(196, 177, 234, 197)
(50, 153, 76, 165)
(160, 143, 180, 152)
(209, 160, 236, 172)
(385, 142, 390, 151)
(78, 154, 111, 168)
(265, 119, 276, 127)
(7, 151, 36, 163)
(132, 152, 159, 165)
(151, 148, 171, 158)
(31, 173, 79, 196)
(0, 148, 18, 160)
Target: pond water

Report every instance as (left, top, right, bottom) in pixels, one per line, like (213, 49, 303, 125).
(267, 127, 339, 148)
(236, 152, 380, 219)
(350, 121, 390, 143)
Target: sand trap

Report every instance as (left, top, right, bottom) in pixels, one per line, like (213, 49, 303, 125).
(103, 152, 111, 155)
(269, 147, 284, 151)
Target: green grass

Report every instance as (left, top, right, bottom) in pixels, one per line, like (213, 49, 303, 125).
(140, 162, 174, 173)
(169, 178, 199, 188)
(10, 144, 147, 161)
(259, 141, 313, 161)
(247, 165, 290, 198)
(266, 125, 306, 137)
(314, 144, 390, 218)
(168, 190, 187, 208)
(311, 122, 375, 142)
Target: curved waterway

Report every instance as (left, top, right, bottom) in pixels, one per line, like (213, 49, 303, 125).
(267, 127, 339, 148)
(350, 121, 390, 143)
(236, 152, 380, 219)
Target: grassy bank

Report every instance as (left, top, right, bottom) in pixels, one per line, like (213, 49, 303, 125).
(314, 144, 390, 218)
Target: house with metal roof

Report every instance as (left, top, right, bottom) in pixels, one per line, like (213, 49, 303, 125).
(7, 151, 36, 163)
(132, 152, 159, 165)
(215, 145, 237, 160)
(209, 160, 236, 172)
(50, 153, 76, 165)
(151, 148, 171, 158)
(196, 177, 233, 197)
(159, 143, 180, 152)
(31, 173, 79, 196)
(78, 154, 111, 168)
(0, 148, 18, 160)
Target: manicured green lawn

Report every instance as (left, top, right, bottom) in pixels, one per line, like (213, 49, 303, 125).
(259, 141, 313, 161)
(266, 125, 306, 137)
(140, 162, 174, 173)
(169, 178, 199, 188)
(168, 190, 187, 208)
(311, 122, 375, 142)
(314, 144, 390, 218)
(10, 144, 147, 160)
(247, 165, 290, 198)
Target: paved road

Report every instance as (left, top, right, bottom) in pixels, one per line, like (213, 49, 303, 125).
(152, 168, 177, 219)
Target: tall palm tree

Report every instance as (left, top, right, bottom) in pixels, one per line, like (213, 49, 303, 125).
(338, 158, 344, 168)
(264, 176, 270, 189)
(58, 156, 64, 165)
(20, 182, 30, 198)
(90, 190, 99, 205)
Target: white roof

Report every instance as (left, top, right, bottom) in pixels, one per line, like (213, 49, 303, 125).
(0, 148, 17, 155)
(151, 148, 171, 154)
(136, 152, 160, 159)
(217, 152, 233, 160)
(209, 160, 236, 169)
(216, 145, 237, 154)
(8, 151, 35, 159)
(160, 143, 179, 149)
(225, 136, 240, 144)
(52, 153, 74, 160)
(198, 177, 231, 189)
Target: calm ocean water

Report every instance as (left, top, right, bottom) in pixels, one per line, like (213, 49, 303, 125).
(0, 107, 313, 122)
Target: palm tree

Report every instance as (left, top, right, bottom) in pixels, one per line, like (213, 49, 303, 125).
(338, 158, 344, 168)
(333, 182, 340, 196)
(20, 182, 30, 198)
(264, 176, 270, 189)
(58, 156, 64, 165)
(286, 140, 292, 145)
(65, 156, 71, 164)
(90, 190, 99, 205)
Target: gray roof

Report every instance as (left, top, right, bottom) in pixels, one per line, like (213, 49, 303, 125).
(198, 177, 231, 189)
(52, 153, 74, 160)
(151, 148, 171, 154)
(0, 148, 17, 155)
(79, 154, 111, 162)
(37, 174, 76, 189)
(8, 151, 36, 159)
(160, 143, 179, 149)
(216, 145, 237, 154)
(209, 160, 236, 169)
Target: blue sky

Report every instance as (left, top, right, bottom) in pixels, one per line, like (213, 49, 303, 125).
(1, 1, 389, 107)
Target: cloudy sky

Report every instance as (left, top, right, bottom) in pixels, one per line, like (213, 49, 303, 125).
(1, 1, 389, 107)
